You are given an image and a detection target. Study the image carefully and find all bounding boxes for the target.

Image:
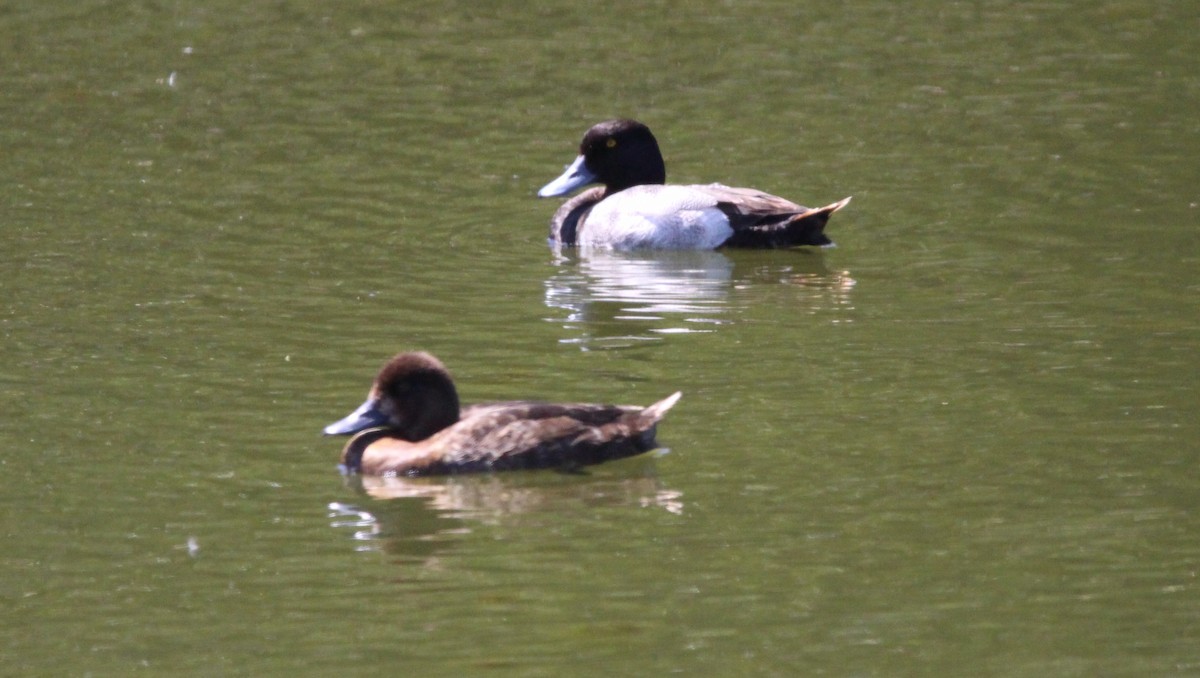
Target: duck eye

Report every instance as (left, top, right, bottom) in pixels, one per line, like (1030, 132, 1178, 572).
(606, 138, 617, 149)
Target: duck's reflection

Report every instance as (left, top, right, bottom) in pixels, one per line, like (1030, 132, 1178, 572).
(544, 247, 857, 348)
(544, 248, 734, 349)
(328, 463, 683, 564)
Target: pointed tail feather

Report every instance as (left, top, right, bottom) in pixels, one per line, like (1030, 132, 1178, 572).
(641, 391, 682, 424)
(791, 196, 852, 222)
(782, 196, 852, 247)
(824, 196, 852, 214)
(722, 197, 851, 249)
(629, 391, 681, 452)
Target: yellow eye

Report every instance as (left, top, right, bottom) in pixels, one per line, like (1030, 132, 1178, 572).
(606, 138, 617, 148)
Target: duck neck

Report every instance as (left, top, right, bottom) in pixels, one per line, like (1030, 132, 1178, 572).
(400, 382, 460, 441)
(605, 147, 665, 194)
(608, 165, 664, 194)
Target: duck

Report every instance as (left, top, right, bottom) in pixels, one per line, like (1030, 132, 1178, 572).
(323, 351, 682, 476)
(537, 119, 851, 250)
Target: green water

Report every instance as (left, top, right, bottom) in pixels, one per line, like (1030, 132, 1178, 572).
(4, 1, 1198, 675)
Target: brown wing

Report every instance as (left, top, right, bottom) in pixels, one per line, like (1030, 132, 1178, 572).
(708, 187, 851, 248)
(430, 402, 648, 471)
(701, 185, 808, 228)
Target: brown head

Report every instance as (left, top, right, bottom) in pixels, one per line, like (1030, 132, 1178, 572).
(324, 351, 461, 442)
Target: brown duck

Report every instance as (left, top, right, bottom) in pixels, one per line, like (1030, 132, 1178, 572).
(324, 352, 681, 476)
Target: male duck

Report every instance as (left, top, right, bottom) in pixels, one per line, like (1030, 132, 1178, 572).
(324, 351, 681, 476)
(538, 119, 851, 250)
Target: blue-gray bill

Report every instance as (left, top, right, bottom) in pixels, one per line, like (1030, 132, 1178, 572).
(537, 154, 596, 197)
(323, 398, 388, 436)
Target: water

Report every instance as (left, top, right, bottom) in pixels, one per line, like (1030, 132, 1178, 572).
(3, 1, 1198, 675)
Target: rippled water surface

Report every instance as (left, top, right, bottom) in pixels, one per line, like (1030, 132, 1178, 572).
(3, 1, 1198, 675)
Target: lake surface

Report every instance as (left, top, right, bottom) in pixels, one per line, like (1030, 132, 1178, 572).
(4, 1, 1198, 675)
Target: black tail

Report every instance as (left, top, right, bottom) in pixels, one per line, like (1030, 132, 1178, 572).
(722, 197, 851, 249)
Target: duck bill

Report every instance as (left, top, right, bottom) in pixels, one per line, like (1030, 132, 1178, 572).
(323, 398, 388, 436)
(537, 154, 597, 197)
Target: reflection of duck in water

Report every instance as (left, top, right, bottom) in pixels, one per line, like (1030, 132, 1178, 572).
(538, 119, 850, 250)
(324, 352, 681, 476)
(329, 472, 685, 563)
(545, 249, 735, 345)
(342, 472, 684, 516)
(544, 248, 857, 348)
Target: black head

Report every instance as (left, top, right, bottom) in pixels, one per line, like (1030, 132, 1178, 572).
(578, 119, 666, 193)
(539, 119, 667, 198)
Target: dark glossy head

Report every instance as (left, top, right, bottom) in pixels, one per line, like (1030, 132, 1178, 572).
(323, 351, 461, 442)
(538, 119, 667, 197)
